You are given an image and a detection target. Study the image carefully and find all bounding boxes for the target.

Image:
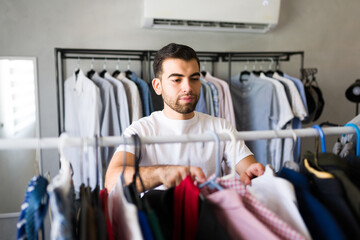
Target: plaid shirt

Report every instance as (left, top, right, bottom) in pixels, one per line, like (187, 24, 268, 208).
(218, 178, 307, 240)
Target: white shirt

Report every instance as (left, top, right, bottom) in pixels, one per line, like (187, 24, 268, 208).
(64, 70, 102, 191)
(273, 72, 307, 121)
(116, 111, 253, 179)
(247, 165, 312, 240)
(104, 72, 130, 133)
(117, 72, 143, 123)
(108, 175, 143, 240)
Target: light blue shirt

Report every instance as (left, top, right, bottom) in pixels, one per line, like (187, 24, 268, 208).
(230, 73, 279, 165)
(195, 84, 208, 114)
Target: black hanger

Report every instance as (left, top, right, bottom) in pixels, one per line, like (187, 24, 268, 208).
(125, 70, 133, 79)
(124, 134, 146, 209)
(112, 70, 121, 78)
(87, 69, 96, 79)
(239, 70, 250, 82)
(201, 71, 207, 77)
(99, 69, 107, 78)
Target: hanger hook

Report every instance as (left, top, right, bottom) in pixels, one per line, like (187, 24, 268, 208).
(90, 57, 94, 69)
(127, 58, 131, 70)
(116, 58, 120, 70)
(77, 57, 80, 69)
(290, 129, 298, 158)
(344, 123, 360, 157)
(312, 125, 326, 153)
(268, 58, 274, 70)
(103, 58, 107, 70)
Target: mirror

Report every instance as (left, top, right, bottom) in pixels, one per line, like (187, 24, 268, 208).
(0, 57, 40, 215)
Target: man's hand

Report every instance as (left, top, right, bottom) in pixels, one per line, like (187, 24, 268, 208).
(240, 162, 265, 185)
(235, 155, 265, 186)
(157, 165, 206, 188)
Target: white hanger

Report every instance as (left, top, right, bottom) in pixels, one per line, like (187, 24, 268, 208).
(220, 129, 237, 180)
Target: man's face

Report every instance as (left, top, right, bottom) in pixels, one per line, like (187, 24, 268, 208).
(153, 58, 201, 116)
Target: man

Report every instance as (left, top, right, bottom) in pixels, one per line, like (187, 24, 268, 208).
(105, 43, 264, 192)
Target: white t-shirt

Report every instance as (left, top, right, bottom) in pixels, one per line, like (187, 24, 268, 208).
(116, 111, 253, 178)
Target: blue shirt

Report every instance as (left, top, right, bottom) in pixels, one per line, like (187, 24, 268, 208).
(195, 83, 208, 114)
(130, 72, 154, 117)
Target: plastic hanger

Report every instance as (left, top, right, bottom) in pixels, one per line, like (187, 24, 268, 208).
(94, 135, 100, 188)
(290, 129, 298, 159)
(99, 58, 107, 78)
(220, 129, 237, 180)
(86, 57, 96, 79)
(125, 58, 133, 79)
(112, 59, 121, 78)
(312, 125, 326, 153)
(198, 131, 224, 191)
(344, 123, 360, 157)
(239, 60, 250, 82)
(265, 58, 275, 77)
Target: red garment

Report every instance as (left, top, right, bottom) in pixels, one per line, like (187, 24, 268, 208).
(173, 175, 200, 240)
(99, 188, 114, 240)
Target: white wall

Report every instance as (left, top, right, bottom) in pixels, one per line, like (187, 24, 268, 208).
(1, 0, 360, 236)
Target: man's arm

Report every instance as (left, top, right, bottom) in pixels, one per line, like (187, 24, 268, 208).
(235, 155, 265, 185)
(105, 151, 206, 192)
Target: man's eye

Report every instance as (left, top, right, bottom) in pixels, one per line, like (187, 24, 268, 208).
(172, 79, 180, 82)
(191, 78, 200, 81)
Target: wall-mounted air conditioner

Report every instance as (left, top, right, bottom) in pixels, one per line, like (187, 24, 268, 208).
(142, 0, 281, 33)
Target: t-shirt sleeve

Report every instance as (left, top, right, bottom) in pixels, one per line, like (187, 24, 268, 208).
(115, 125, 137, 154)
(223, 124, 254, 169)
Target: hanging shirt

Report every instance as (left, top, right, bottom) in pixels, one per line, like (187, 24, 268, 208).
(173, 176, 199, 240)
(247, 165, 312, 240)
(230, 73, 279, 166)
(108, 175, 143, 240)
(204, 72, 236, 127)
(202, 72, 223, 118)
(92, 72, 121, 165)
(204, 78, 219, 117)
(64, 69, 102, 191)
(205, 189, 280, 240)
(260, 72, 294, 171)
(273, 72, 307, 121)
(104, 73, 130, 133)
(278, 167, 345, 240)
(194, 84, 208, 114)
(128, 72, 154, 117)
(116, 111, 253, 189)
(201, 78, 215, 116)
(116, 73, 143, 123)
(284, 73, 308, 162)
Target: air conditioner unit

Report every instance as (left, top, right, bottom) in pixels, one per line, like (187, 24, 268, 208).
(142, 0, 281, 33)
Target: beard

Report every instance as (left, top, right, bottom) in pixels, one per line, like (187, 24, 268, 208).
(162, 92, 199, 114)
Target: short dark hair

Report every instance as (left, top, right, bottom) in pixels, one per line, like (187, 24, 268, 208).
(153, 43, 200, 78)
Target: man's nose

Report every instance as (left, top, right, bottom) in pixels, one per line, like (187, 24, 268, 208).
(182, 79, 192, 93)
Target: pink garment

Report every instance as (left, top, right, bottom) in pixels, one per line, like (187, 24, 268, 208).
(219, 178, 306, 240)
(206, 189, 279, 240)
(204, 73, 236, 127)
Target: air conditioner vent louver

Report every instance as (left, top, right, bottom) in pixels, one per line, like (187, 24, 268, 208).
(143, 0, 281, 34)
(152, 18, 273, 33)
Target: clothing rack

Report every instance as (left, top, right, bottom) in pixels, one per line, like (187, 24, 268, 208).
(55, 48, 304, 135)
(0, 126, 355, 150)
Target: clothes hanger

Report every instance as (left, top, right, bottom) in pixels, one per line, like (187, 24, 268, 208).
(303, 158, 334, 178)
(265, 58, 275, 77)
(275, 60, 284, 76)
(290, 129, 298, 159)
(74, 57, 80, 80)
(125, 58, 133, 79)
(201, 60, 207, 77)
(112, 58, 121, 78)
(99, 58, 107, 78)
(220, 129, 237, 180)
(239, 59, 251, 82)
(198, 131, 224, 191)
(86, 57, 96, 79)
(312, 125, 326, 153)
(344, 123, 360, 157)
(94, 134, 100, 188)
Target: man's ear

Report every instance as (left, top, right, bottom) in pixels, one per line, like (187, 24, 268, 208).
(152, 78, 162, 95)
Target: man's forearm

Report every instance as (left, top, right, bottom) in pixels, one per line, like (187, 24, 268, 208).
(105, 164, 164, 192)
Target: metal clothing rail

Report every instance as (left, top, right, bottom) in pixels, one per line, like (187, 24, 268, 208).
(0, 126, 355, 150)
(55, 48, 304, 135)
